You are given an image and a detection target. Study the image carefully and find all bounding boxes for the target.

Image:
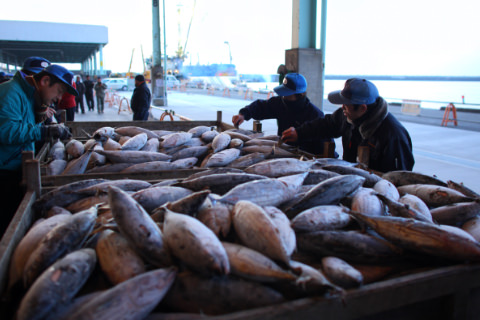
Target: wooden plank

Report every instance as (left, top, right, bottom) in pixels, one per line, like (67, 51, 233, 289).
(0, 191, 37, 296)
(40, 168, 208, 188)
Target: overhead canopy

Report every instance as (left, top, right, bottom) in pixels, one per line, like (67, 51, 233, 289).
(0, 20, 108, 66)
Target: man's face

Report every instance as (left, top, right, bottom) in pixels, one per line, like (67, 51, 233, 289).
(38, 76, 67, 105)
(342, 104, 365, 122)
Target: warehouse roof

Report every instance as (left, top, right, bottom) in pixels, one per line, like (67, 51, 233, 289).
(0, 20, 108, 64)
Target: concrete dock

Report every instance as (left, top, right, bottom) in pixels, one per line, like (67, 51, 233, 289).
(72, 89, 480, 194)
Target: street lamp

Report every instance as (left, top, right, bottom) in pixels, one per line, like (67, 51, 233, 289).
(224, 41, 232, 65)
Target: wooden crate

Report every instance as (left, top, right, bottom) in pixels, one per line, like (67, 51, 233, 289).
(3, 161, 480, 319)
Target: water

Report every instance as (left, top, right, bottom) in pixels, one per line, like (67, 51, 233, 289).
(324, 80, 480, 110)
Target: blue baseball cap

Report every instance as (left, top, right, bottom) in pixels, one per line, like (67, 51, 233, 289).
(43, 65, 78, 96)
(273, 73, 307, 96)
(22, 56, 51, 74)
(328, 78, 379, 105)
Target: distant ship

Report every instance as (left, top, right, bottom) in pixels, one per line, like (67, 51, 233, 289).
(180, 63, 237, 77)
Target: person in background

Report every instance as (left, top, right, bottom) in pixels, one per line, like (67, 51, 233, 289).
(94, 76, 107, 114)
(131, 74, 152, 121)
(57, 80, 77, 122)
(232, 73, 335, 156)
(84, 75, 95, 111)
(282, 78, 415, 172)
(75, 75, 86, 114)
(0, 72, 8, 84)
(0, 64, 75, 236)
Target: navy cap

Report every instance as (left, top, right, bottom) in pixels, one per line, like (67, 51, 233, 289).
(328, 78, 379, 105)
(273, 73, 307, 96)
(22, 56, 51, 74)
(135, 74, 145, 82)
(43, 65, 78, 96)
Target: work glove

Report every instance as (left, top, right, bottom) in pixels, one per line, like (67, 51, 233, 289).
(42, 124, 72, 141)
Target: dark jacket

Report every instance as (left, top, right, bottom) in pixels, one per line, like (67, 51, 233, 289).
(131, 82, 151, 121)
(239, 96, 334, 155)
(296, 97, 414, 172)
(84, 79, 94, 96)
(75, 81, 85, 97)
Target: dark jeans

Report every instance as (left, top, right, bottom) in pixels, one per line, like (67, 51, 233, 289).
(76, 95, 85, 113)
(133, 109, 149, 120)
(65, 108, 75, 121)
(0, 169, 23, 238)
(85, 94, 94, 111)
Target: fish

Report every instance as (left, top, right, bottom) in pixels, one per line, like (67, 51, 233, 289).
(224, 130, 253, 142)
(398, 194, 432, 221)
(197, 201, 232, 238)
(430, 200, 480, 226)
(65, 139, 85, 158)
(321, 256, 363, 289)
(141, 137, 160, 152)
(349, 211, 480, 261)
(86, 144, 106, 170)
(171, 157, 198, 169)
(288, 260, 342, 296)
(222, 242, 297, 283)
(263, 206, 296, 257)
(45, 159, 67, 176)
(95, 230, 146, 285)
(447, 180, 480, 199)
(212, 132, 231, 153)
(45, 206, 71, 218)
(229, 138, 244, 149)
(296, 230, 403, 263)
(244, 158, 314, 178)
(165, 190, 212, 216)
(74, 179, 152, 196)
(16, 249, 97, 320)
(61, 148, 94, 175)
(303, 169, 340, 185)
(183, 167, 243, 181)
(160, 132, 193, 148)
(160, 271, 285, 315)
(102, 137, 122, 150)
(373, 179, 400, 201)
(382, 170, 448, 187)
(65, 194, 109, 213)
(218, 177, 297, 207)
(95, 150, 172, 163)
(119, 161, 179, 173)
(108, 186, 172, 267)
(162, 208, 230, 275)
(291, 205, 353, 233)
(322, 165, 383, 188)
(397, 184, 475, 207)
(84, 163, 132, 174)
(376, 193, 433, 223)
(462, 217, 480, 242)
(8, 213, 72, 291)
(205, 148, 241, 167)
(171, 145, 209, 161)
(33, 179, 108, 213)
(50, 146, 66, 161)
(201, 129, 219, 143)
(188, 125, 212, 137)
(226, 152, 266, 168)
(244, 138, 278, 147)
(121, 133, 148, 151)
(132, 186, 193, 213)
(23, 207, 97, 287)
(285, 175, 365, 218)
(183, 137, 205, 147)
(92, 126, 116, 141)
(232, 200, 292, 264)
(176, 172, 268, 195)
(67, 268, 177, 320)
(351, 187, 385, 217)
(115, 126, 160, 139)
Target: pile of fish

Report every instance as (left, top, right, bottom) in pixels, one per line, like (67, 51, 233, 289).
(43, 125, 310, 176)
(6, 127, 480, 319)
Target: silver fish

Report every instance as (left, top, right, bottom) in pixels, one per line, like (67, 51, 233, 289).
(65, 139, 85, 158)
(212, 132, 231, 153)
(382, 170, 448, 187)
(121, 133, 148, 151)
(95, 150, 172, 163)
(244, 158, 314, 178)
(132, 186, 193, 213)
(291, 205, 353, 233)
(115, 126, 160, 139)
(205, 148, 241, 167)
(397, 184, 474, 207)
(61, 148, 94, 175)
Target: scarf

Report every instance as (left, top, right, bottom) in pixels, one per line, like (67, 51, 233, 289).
(355, 97, 388, 139)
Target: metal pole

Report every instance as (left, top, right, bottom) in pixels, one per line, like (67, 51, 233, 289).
(319, 0, 328, 110)
(163, 0, 167, 103)
(152, 0, 165, 106)
(224, 41, 232, 65)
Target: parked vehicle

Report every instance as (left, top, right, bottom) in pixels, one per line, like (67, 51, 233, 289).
(103, 78, 128, 91)
(166, 75, 180, 88)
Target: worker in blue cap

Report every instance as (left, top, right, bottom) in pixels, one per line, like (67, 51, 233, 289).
(0, 63, 76, 236)
(21, 56, 51, 76)
(282, 78, 414, 172)
(231, 73, 335, 156)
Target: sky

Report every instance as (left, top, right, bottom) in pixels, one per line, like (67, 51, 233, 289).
(1, 0, 479, 76)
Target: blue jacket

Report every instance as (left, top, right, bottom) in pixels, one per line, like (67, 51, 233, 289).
(0, 72, 43, 171)
(239, 96, 334, 155)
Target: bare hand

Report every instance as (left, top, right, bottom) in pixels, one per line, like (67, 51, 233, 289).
(45, 107, 56, 119)
(232, 114, 245, 128)
(281, 127, 298, 143)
